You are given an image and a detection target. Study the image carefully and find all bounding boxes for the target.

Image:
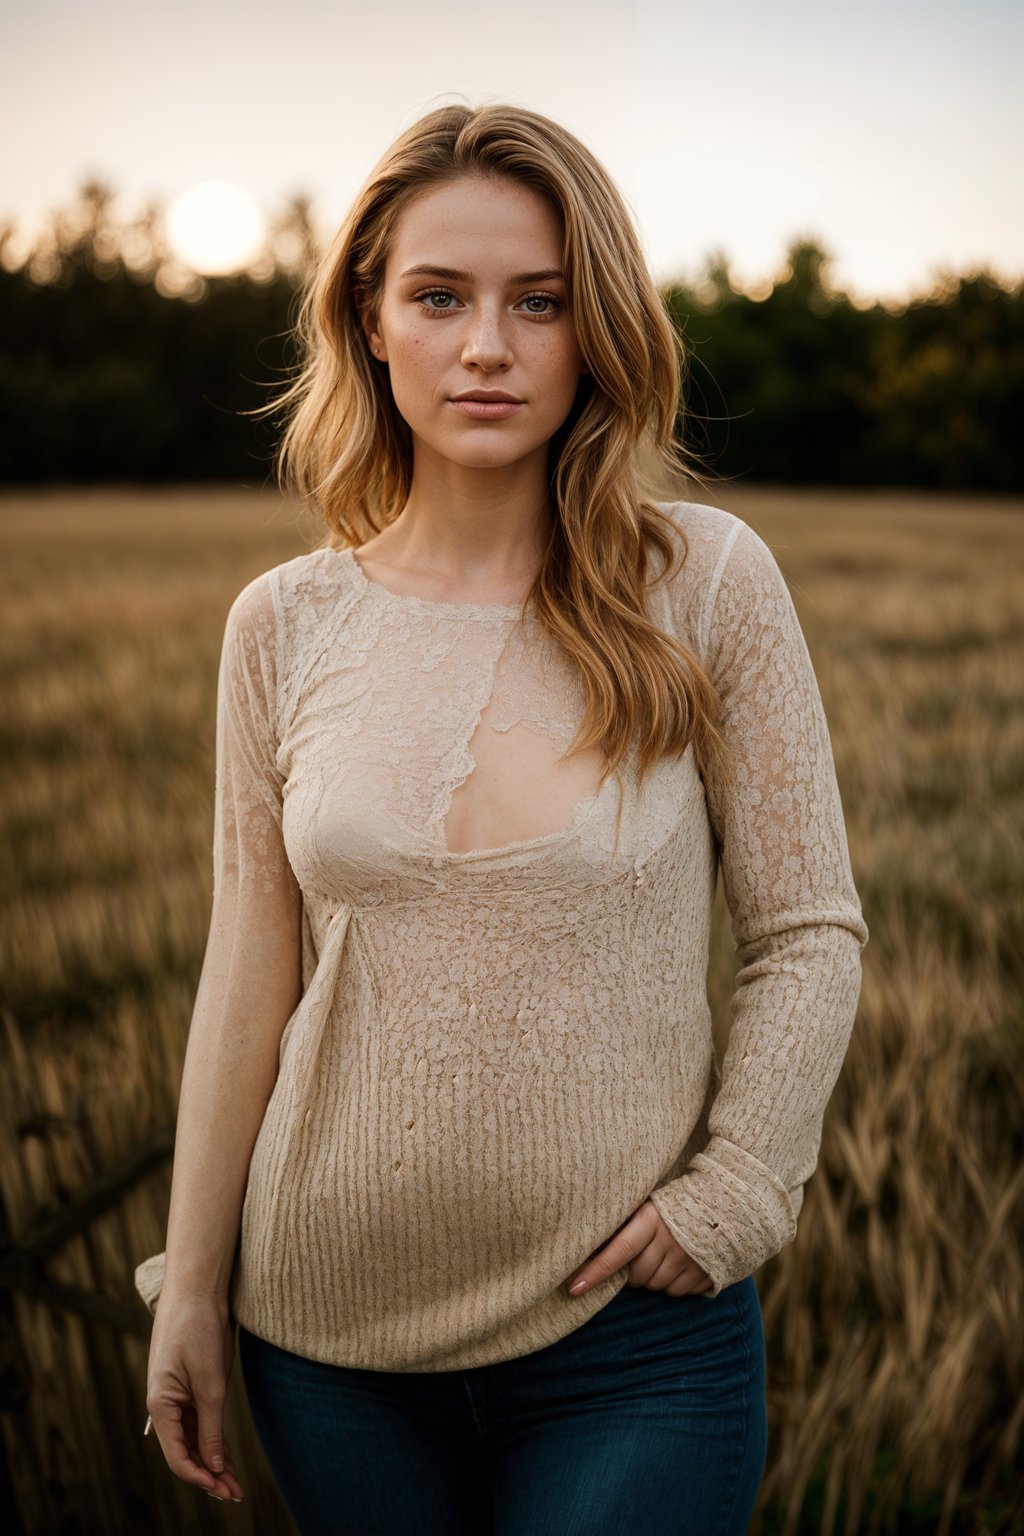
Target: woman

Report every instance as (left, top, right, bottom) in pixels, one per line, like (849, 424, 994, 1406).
(136, 102, 868, 1534)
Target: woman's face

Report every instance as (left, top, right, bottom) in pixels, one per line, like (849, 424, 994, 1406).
(362, 174, 585, 473)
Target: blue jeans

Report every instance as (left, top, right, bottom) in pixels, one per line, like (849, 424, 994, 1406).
(238, 1274, 767, 1536)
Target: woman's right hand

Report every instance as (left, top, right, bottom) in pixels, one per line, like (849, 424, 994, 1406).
(145, 1292, 245, 1504)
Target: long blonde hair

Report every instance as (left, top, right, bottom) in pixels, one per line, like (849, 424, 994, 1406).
(250, 101, 731, 792)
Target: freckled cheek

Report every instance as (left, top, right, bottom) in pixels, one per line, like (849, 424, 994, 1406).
(387, 337, 453, 419)
(390, 328, 449, 380)
(528, 335, 581, 389)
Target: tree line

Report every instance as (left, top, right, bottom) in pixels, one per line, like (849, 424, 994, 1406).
(1, 179, 1020, 490)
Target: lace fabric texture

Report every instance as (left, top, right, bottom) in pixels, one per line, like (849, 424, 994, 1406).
(133, 500, 868, 1370)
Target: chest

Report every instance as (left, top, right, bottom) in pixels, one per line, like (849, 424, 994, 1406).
(279, 608, 615, 864)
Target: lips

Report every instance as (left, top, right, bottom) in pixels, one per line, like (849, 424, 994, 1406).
(450, 391, 523, 403)
(448, 396, 524, 420)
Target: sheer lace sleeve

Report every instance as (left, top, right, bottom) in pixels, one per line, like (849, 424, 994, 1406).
(649, 520, 869, 1296)
(133, 572, 302, 1317)
(210, 573, 294, 903)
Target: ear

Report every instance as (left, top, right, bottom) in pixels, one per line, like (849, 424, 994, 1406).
(354, 287, 387, 363)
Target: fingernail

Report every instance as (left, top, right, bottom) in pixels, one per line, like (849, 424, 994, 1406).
(568, 1279, 588, 1294)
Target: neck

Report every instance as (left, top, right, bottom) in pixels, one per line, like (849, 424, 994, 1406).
(380, 442, 554, 584)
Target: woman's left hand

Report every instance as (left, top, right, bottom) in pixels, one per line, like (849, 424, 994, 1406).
(565, 1200, 714, 1297)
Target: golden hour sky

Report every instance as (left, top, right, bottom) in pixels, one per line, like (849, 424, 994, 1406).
(2, 0, 1018, 303)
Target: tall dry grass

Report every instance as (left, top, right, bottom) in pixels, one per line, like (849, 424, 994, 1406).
(0, 483, 1021, 1536)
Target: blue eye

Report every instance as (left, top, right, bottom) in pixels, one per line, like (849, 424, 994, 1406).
(412, 287, 563, 318)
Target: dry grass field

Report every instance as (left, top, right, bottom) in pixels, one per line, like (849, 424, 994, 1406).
(1, 482, 1021, 1536)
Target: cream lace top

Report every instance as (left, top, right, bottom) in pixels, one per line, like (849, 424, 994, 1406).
(133, 499, 868, 1372)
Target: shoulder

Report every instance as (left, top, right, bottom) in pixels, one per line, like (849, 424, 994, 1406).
(224, 547, 350, 639)
(219, 549, 351, 706)
(660, 505, 815, 693)
(218, 549, 355, 732)
(654, 497, 745, 549)
(231, 547, 368, 729)
(651, 499, 775, 657)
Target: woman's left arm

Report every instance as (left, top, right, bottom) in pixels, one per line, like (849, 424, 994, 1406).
(647, 519, 869, 1297)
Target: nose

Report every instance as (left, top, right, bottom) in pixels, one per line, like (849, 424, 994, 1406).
(460, 301, 514, 371)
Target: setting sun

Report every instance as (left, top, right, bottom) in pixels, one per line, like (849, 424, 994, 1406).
(164, 179, 266, 275)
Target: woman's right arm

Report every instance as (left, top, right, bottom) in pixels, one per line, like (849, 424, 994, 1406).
(143, 572, 302, 1502)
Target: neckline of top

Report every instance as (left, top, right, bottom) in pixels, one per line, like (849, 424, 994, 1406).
(339, 545, 526, 621)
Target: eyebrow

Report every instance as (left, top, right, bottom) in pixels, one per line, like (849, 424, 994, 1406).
(399, 264, 566, 285)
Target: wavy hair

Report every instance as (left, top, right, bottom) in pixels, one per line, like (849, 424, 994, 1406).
(249, 100, 731, 793)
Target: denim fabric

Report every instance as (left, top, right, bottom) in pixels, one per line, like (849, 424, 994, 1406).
(238, 1275, 767, 1536)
